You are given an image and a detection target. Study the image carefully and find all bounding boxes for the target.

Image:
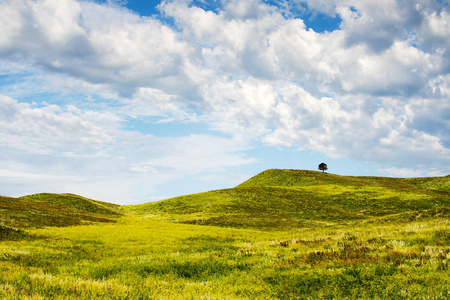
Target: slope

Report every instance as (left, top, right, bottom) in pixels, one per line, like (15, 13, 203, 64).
(0, 193, 122, 231)
(128, 169, 450, 230)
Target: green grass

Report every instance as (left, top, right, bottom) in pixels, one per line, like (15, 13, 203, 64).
(0, 193, 121, 229)
(0, 225, 36, 241)
(0, 169, 449, 299)
(131, 169, 449, 230)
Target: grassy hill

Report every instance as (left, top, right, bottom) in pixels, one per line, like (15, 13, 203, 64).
(3, 170, 448, 232)
(1, 169, 449, 299)
(127, 169, 450, 230)
(0, 193, 121, 231)
(239, 169, 450, 192)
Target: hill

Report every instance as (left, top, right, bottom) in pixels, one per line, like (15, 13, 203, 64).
(128, 169, 450, 230)
(0, 193, 121, 231)
(238, 169, 450, 192)
(2, 170, 449, 232)
(1, 169, 450, 299)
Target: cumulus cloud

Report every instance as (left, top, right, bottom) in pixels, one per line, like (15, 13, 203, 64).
(0, 0, 194, 98)
(0, 95, 256, 203)
(171, 0, 449, 174)
(0, 0, 449, 203)
(200, 76, 450, 172)
(0, 95, 115, 154)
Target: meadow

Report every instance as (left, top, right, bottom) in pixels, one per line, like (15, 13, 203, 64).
(1, 169, 449, 299)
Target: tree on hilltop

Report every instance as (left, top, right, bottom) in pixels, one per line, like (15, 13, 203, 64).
(318, 163, 328, 172)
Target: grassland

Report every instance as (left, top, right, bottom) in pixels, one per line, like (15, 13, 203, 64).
(1, 169, 449, 299)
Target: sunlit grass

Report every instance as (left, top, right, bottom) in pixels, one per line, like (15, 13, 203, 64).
(1, 170, 449, 299)
(1, 214, 448, 299)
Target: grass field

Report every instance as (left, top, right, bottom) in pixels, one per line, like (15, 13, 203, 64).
(1, 169, 449, 299)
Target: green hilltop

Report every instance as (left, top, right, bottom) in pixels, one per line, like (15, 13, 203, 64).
(127, 169, 450, 230)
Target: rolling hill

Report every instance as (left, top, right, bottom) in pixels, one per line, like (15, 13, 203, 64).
(0, 193, 121, 230)
(1, 169, 449, 299)
(2, 170, 449, 232)
(126, 169, 450, 230)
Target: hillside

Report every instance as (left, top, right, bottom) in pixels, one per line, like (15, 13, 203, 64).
(128, 169, 450, 230)
(3, 170, 449, 232)
(238, 169, 450, 192)
(1, 169, 450, 299)
(0, 193, 121, 231)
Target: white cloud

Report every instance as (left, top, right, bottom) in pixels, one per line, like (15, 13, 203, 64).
(199, 73, 450, 173)
(224, 0, 276, 20)
(337, 0, 408, 52)
(429, 74, 450, 97)
(0, 0, 450, 203)
(425, 10, 450, 38)
(32, 0, 85, 44)
(0, 95, 257, 203)
(382, 166, 447, 178)
(0, 0, 193, 98)
(0, 169, 81, 181)
(126, 87, 192, 120)
(337, 41, 435, 96)
(0, 95, 115, 154)
(134, 134, 256, 173)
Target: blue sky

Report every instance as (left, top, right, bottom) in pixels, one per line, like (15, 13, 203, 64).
(122, 0, 343, 32)
(0, 0, 449, 204)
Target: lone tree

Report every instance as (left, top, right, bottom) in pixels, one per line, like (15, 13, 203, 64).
(318, 162, 328, 172)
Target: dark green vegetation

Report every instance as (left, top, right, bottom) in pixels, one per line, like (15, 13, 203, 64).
(318, 162, 328, 172)
(1, 169, 449, 299)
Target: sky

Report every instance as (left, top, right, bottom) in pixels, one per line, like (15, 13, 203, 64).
(0, 0, 449, 204)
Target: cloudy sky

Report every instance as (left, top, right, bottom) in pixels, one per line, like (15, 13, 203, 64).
(0, 0, 449, 204)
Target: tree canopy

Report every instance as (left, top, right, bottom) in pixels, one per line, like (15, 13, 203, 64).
(318, 163, 328, 172)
